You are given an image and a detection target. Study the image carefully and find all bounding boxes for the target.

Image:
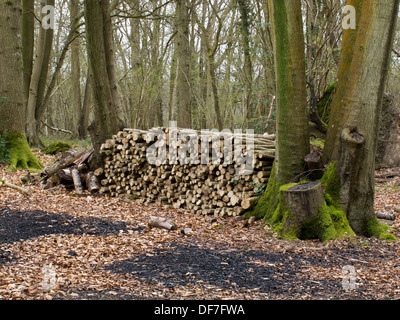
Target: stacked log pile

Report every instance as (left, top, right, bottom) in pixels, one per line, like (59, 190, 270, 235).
(100, 128, 276, 217)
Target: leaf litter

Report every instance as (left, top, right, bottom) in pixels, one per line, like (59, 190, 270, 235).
(1, 153, 400, 300)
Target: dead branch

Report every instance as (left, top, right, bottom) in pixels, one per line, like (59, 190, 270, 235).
(41, 121, 73, 135)
(0, 178, 31, 196)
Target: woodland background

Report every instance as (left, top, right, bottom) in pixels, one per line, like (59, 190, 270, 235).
(2, 0, 400, 300)
(11, 0, 400, 141)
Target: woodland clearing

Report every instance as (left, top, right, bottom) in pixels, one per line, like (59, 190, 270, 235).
(0, 150, 400, 300)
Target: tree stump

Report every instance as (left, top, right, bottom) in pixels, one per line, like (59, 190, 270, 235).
(304, 152, 324, 180)
(282, 182, 325, 225)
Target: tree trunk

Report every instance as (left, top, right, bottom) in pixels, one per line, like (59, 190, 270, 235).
(25, 0, 54, 146)
(84, 0, 121, 167)
(323, 0, 364, 163)
(208, 58, 223, 131)
(0, 1, 42, 171)
(175, 0, 192, 128)
(237, 0, 254, 121)
(79, 69, 91, 139)
(0, 1, 24, 133)
(197, 0, 208, 129)
(269, 0, 310, 184)
(332, 0, 399, 235)
(128, 0, 142, 128)
(21, 0, 35, 108)
(36, 8, 84, 134)
(70, 0, 83, 137)
(150, 0, 164, 127)
(102, 0, 126, 129)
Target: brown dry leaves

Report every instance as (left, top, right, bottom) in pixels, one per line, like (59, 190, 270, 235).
(1, 154, 400, 300)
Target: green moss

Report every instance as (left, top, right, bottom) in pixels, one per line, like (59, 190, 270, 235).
(253, 160, 395, 242)
(301, 205, 337, 241)
(270, 196, 301, 240)
(320, 163, 396, 241)
(365, 217, 396, 241)
(329, 205, 354, 235)
(43, 141, 72, 155)
(319, 162, 341, 207)
(249, 163, 281, 220)
(5, 131, 43, 171)
(250, 161, 355, 242)
(301, 204, 354, 242)
(317, 82, 335, 124)
(310, 138, 325, 149)
(250, 164, 309, 239)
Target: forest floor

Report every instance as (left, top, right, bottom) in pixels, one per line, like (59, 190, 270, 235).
(1, 150, 400, 300)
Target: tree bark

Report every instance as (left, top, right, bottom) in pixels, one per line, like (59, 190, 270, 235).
(0, 0, 24, 133)
(333, 0, 399, 234)
(127, 0, 142, 128)
(208, 58, 223, 131)
(84, 0, 121, 167)
(72, 168, 84, 195)
(79, 69, 91, 139)
(25, 0, 54, 146)
(70, 0, 83, 137)
(0, 1, 42, 171)
(21, 0, 35, 108)
(102, 0, 126, 129)
(175, 0, 192, 128)
(323, 0, 364, 163)
(237, 0, 254, 121)
(269, 0, 310, 184)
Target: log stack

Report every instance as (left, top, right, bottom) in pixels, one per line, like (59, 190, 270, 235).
(100, 127, 276, 217)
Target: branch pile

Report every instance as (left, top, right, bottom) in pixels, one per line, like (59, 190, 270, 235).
(23, 149, 102, 195)
(100, 128, 276, 217)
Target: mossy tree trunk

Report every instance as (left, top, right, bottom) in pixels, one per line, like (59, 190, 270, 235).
(268, 0, 309, 184)
(323, 0, 363, 163)
(332, 0, 399, 235)
(251, 164, 356, 242)
(253, 0, 398, 241)
(0, 0, 43, 171)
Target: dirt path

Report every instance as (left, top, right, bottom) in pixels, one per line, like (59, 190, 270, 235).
(1, 165, 400, 300)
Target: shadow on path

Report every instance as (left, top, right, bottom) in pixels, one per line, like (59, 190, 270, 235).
(0, 206, 141, 245)
(105, 240, 342, 295)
